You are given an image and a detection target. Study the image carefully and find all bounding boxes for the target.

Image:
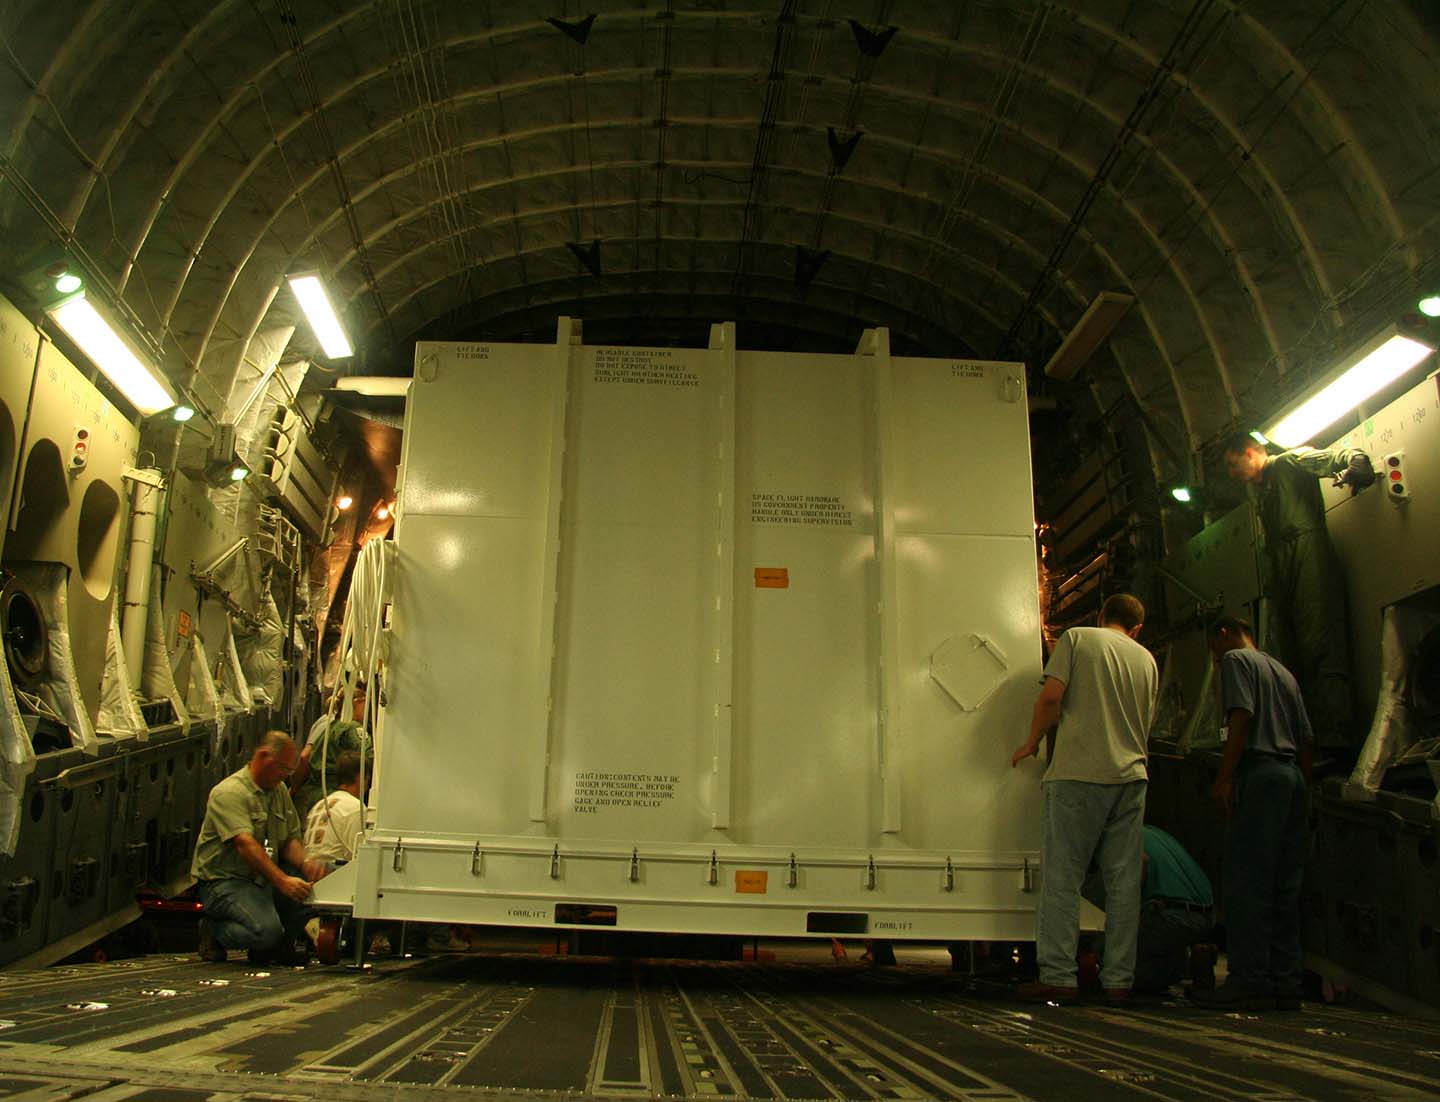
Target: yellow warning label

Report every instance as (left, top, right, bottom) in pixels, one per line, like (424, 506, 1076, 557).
(735, 870, 768, 894)
(754, 568, 789, 589)
(176, 610, 192, 639)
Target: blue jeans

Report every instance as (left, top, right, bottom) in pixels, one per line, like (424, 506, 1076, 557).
(1224, 755, 1308, 994)
(1083, 875, 1213, 993)
(1037, 779, 1146, 988)
(197, 877, 308, 952)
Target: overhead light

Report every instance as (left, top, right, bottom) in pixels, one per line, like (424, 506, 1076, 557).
(1265, 329, 1435, 448)
(1043, 291, 1136, 381)
(54, 273, 82, 294)
(375, 503, 390, 521)
(336, 494, 354, 510)
(1248, 429, 1269, 446)
(335, 376, 408, 397)
(46, 293, 177, 415)
(287, 273, 353, 359)
(1170, 487, 1193, 503)
(1420, 295, 1440, 318)
(228, 464, 249, 482)
(172, 404, 196, 422)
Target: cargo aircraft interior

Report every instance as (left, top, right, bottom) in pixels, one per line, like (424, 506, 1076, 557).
(1, 3, 1440, 1100)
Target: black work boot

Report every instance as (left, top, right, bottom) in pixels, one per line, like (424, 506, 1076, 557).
(1188, 943, 1217, 990)
(197, 918, 227, 963)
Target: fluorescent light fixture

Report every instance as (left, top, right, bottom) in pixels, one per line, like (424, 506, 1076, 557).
(47, 294, 176, 415)
(1043, 291, 1136, 381)
(375, 503, 390, 520)
(1248, 430, 1269, 446)
(54, 273, 82, 294)
(287, 273, 353, 359)
(172, 404, 196, 422)
(1420, 295, 1440, 318)
(1170, 487, 1192, 503)
(1266, 331, 1435, 448)
(336, 494, 354, 510)
(335, 376, 408, 397)
(229, 465, 249, 482)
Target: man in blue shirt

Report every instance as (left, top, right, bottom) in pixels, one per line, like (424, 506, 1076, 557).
(1191, 616, 1312, 1010)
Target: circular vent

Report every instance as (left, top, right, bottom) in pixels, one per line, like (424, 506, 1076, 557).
(1, 579, 48, 684)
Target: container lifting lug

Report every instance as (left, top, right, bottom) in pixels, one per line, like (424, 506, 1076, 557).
(866, 855, 877, 891)
(788, 853, 798, 888)
(471, 843, 483, 877)
(550, 845, 560, 880)
(944, 857, 955, 893)
(392, 838, 405, 872)
(708, 850, 718, 886)
(629, 847, 640, 883)
(1022, 857, 1035, 893)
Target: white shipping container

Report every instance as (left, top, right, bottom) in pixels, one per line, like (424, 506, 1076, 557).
(321, 322, 1046, 941)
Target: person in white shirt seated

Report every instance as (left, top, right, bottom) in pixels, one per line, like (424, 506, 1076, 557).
(303, 750, 367, 871)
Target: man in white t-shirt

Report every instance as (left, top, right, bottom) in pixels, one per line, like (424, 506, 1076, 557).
(303, 751, 366, 869)
(1010, 593, 1159, 1005)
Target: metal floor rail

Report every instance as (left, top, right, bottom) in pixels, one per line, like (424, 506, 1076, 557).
(2, 947, 1439, 1101)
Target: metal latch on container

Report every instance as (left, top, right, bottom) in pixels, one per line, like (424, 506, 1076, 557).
(708, 850, 718, 886)
(392, 838, 405, 872)
(629, 848, 640, 883)
(471, 843, 483, 877)
(1023, 857, 1035, 893)
(549, 845, 560, 879)
(866, 856, 877, 891)
(944, 857, 954, 893)
(788, 853, 798, 888)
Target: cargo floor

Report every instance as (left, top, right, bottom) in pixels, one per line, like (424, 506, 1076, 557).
(0, 943, 1435, 1102)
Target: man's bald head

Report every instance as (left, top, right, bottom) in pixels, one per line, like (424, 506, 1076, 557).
(250, 731, 298, 790)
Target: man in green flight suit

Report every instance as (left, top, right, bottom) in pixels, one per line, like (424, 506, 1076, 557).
(1222, 433, 1375, 756)
(289, 688, 368, 825)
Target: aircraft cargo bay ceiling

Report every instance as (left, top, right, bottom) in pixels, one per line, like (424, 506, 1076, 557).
(2, 1, 1439, 508)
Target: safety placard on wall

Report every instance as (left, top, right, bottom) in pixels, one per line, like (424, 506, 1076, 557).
(176, 610, 191, 640)
(754, 567, 789, 588)
(572, 772, 679, 814)
(592, 347, 699, 388)
(750, 492, 854, 527)
(735, 871, 768, 894)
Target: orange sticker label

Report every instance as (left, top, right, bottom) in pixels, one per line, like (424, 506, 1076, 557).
(735, 870, 768, 894)
(176, 610, 192, 639)
(754, 568, 789, 589)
